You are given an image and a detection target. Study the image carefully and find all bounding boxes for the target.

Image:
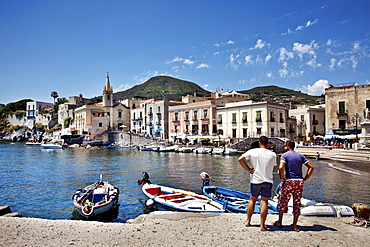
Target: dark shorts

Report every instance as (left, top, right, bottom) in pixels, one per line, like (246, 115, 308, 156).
(250, 182, 272, 198)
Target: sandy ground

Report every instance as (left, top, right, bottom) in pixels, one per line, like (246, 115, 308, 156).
(1, 212, 369, 247)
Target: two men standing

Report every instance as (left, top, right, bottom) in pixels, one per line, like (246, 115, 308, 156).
(238, 137, 314, 231)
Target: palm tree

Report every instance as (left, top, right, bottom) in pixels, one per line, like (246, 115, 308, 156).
(51, 91, 59, 104)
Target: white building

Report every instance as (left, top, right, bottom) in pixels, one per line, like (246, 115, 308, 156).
(216, 100, 289, 142)
(289, 104, 325, 140)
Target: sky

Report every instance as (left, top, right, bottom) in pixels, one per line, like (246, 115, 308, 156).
(1, 0, 369, 104)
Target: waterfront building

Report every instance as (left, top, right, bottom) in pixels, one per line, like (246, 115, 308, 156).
(325, 84, 370, 140)
(168, 100, 217, 143)
(131, 98, 184, 139)
(216, 100, 289, 143)
(25, 101, 54, 128)
(289, 104, 325, 141)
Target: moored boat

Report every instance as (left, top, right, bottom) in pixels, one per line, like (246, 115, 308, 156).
(41, 143, 63, 149)
(138, 172, 225, 213)
(72, 175, 119, 219)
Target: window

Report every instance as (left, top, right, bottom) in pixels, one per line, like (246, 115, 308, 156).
(242, 112, 247, 123)
(203, 109, 208, 119)
(185, 112, 189, 120)
(271, 127, 275, 136)
(175, 113, 178, 121)
(118, 111, 122, 118)
(256, 111, 262, 122)
(193, 111, 198, 120)
(257, 128, 262, 135)
(339, 120, 346, 129)
(279, 112, 284, 123)
(232, 113, 237, 123)
(243, 128, 248, 138)
(158, 106, 161, 113)
(270, 111, 275, 122)
(217, 114, 222, 124)
(339, 101, 346, 114)
(99, 122, 103, 127)
(232, 129, 236, 138)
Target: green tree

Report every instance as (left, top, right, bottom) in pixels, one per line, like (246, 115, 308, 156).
(51, 91, 59, 104)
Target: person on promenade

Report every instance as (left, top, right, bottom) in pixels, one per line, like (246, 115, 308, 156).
(273, 140, 314, 232)
(238, 136, 276, 231)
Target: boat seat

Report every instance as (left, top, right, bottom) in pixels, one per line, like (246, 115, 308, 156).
(157, 193, 183, 198)
(168, 196, 194, 202)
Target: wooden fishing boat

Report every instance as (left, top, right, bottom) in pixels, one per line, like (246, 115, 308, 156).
(72, 175, 119, 219)
(138, 172, 225, 213)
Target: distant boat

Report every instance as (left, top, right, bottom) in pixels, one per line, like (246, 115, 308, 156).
(120, 144, 136, 149)
(25, 142, 41, 146)
(72, 175, 119, 219)
(193, 147, 211, 154)
(41, 143, 63, 149)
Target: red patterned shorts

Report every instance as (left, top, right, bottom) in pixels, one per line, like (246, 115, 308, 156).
(278, 180, 304, 216)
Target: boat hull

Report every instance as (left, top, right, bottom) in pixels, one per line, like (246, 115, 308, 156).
(142, 183, 225, 213)
(203, 186, 277, 214)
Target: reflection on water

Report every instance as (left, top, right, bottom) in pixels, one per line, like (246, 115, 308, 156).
(1, 143, 369, 223)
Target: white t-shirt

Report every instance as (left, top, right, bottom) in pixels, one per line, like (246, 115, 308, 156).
(242, 148, 276, 184)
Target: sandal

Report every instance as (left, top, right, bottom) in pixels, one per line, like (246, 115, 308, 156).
(292, 225, 300, 232)
(273, 221, 283, 228)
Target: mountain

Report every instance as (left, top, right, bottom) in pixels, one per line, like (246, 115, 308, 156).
(113, 76, 211, 101)
(239, 85, 324, 105)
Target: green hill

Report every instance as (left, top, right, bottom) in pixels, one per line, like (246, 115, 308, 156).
(239, 85, 323, 105)
(113, 76, 210, 101)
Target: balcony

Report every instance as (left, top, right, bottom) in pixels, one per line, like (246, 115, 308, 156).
(312, 120, 318, 125)
(336, 110, 348, 118)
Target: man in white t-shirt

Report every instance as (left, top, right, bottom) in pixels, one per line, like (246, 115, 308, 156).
(238, 136, 276, 231)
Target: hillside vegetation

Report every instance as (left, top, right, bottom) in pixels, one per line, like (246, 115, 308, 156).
(240, 86, 323, 105)
(113, 76, 210, 101)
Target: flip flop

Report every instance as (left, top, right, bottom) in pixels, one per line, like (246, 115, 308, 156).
(273, 221, 283, 228)
(260, 226, 268, 231)
(292, 225, 300, 232)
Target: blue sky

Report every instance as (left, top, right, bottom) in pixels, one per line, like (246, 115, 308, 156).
(1, 0, 369, 104)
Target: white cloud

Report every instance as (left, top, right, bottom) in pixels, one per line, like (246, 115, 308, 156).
(245, 55, 253, 65)
(227, 40, 235, 45)
(329, 58, 337, 70)
(203, 84, 209, 89)
(300, 79, 329, 95)
(114, 84, 132, 92)
(250, 39, 267, 50)
(196, 63, 210, 69)
(306, 19, 318, 27)
(166, 56, 184, 64)
(293, 41, 317, 59)
(229, 54, 241, 70)
(278, 47, 294, 62)
(266, 71, 273, 78)
(183, 59, 194, 65)
(279, 68, 289, 78)
(265, 54, 272, 64)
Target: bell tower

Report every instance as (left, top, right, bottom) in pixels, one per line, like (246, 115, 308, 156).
(102, 72, 113, 107)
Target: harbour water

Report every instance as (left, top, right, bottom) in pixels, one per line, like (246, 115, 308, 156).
(1, 142, 369, 223)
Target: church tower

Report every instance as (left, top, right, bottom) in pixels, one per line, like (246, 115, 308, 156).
(102, 73, 113, 107)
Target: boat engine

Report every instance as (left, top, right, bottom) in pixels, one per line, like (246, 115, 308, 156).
(200, 172, 212, 188)
(137, 172, 151, 185)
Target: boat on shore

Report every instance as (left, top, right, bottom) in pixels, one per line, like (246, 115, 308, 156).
(72, 175, 119, 219)
(138, 172, 225, 213)
(201, 172, 354, 217)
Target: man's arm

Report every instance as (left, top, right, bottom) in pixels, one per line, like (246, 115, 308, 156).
(238, 155, 254, 174)
(278, 161, 286, 182)
(303, 161, 314, 181)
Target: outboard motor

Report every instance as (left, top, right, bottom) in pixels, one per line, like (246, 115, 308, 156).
(200, 172, 212, 188)
(137, 172, 151, 185)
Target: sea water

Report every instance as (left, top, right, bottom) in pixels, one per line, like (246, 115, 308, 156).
(1, 142, 369, 222)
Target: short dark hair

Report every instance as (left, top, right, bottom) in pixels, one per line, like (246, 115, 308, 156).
(259, 136, 268, 146)
(285, 140, 295, 149)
